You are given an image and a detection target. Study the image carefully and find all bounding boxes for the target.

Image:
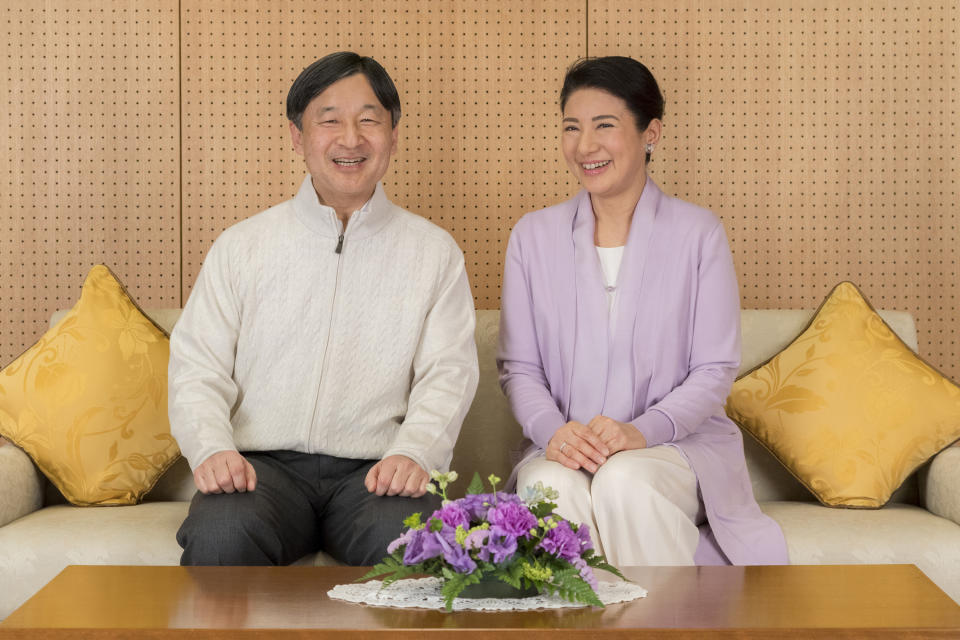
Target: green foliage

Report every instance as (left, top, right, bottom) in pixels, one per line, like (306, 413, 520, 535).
(588, 557, 627, 582)
(428, 517, 443, 532)
(358, 553, 404, 582)
(440, 569, 483, 611)
(530, 501, 557, 519)
(499, 560, 525, 589)
(465, 471, 485, 495)
(546, 567, 605, 608)
(402, 512, 424, 530)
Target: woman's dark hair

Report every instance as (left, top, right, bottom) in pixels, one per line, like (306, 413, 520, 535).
(286, 51, 401, 130)
(560, 56, 665, 162)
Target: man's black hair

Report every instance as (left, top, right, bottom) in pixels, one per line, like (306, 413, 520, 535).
(286, 51, 401, 130)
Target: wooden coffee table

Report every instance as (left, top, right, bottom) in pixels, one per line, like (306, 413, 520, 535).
(1, 564, 958, 638)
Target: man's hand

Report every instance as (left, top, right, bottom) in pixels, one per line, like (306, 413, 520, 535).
(364, 455, 429, 497)
(193, 450, 257, 494)
(586, 415, 647, 456)
(546, 421, 609, 473)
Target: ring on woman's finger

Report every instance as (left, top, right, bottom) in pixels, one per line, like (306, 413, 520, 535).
(559, 441, 568, 455)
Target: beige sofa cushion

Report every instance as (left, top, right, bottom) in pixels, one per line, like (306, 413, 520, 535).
(0, 502, 188, 618)
(762, 501, 960, 603)
(0, 443, 43, 527)
(0, 500, 340, 619)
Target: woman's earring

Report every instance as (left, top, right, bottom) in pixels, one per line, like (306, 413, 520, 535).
(645, 143, 654, 154)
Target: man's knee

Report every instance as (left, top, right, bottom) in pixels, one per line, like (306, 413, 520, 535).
(332, 493, 441, 566)
(177, 492, 284, 566)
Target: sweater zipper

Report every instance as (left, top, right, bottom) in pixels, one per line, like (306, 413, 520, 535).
(306, 226, 347, 447)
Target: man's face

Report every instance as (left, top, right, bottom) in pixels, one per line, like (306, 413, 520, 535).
(290, 73, 398, 211)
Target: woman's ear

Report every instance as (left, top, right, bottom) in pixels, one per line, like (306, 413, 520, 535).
(645, 118, 663, 146)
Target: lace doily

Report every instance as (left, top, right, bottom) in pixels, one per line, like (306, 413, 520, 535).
(328, 577, 647, 611)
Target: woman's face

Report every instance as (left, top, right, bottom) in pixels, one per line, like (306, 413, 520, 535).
(561, 87, 657, 202)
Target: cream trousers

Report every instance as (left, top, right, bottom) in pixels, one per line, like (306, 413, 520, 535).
(517, 445, 704, 566)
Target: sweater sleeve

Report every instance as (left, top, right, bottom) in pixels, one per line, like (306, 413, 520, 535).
(168, 237, 243, 470)
(630, 221, 742, 446)
(497, 225, 567, 450)
(382, 246, 479, 473)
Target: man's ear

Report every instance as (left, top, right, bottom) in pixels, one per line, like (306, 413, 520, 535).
(289, 120, 304, 156)
(390, 123, 399, 156)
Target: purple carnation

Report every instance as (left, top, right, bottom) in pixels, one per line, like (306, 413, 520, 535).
(574, 522, 594, 552)
(432, 529, 477, 574)
(431, 503, 471, 530)
(456, 492, 522, 521)
(486, 534, 518, 564)
(572, 556, 598, 591)
(403, 529, 444, 565)
(457, 494, 493, 521)
(387, 528, 414, 555)
(538, 520, 581, 562)
(463, 528, 490, 552)
(487, 501, 538, 539)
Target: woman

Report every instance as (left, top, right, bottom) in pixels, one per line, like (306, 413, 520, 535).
(497, 56, 787, 566)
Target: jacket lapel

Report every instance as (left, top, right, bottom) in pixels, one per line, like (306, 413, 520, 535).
(614, 180, 662, 419)
(567, 192, 610, 423)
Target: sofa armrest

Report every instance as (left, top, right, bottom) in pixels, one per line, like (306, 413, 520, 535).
(923, 446, 960, 525)
(0, 442, 44, 527)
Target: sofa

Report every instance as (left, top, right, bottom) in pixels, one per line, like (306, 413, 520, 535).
(1, 308, 959, 619)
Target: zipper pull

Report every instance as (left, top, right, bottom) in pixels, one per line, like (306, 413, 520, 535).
(335, 234, 344, 254)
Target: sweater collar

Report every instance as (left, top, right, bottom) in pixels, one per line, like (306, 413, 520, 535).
(291, 175, 394, 240)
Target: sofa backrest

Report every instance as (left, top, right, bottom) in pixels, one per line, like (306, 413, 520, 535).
(46, 307, 922, 506)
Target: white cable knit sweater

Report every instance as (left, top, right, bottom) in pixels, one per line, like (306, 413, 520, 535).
(168, 177, 479, 474)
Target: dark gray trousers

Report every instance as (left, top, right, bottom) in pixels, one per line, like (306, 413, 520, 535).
(176, 451, 441, 566)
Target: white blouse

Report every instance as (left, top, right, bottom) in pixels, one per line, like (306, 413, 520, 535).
(596, 245, 625, 325)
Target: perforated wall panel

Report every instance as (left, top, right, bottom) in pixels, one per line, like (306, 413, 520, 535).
(591, 0, 959, 378)
(1, 1, 180, 363)
(3, 1, 957, 381)
(180, 1, 584, 307)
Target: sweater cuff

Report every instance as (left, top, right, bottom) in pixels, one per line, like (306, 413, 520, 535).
(526, 409, 567, 451)
(382, 448, 433, 474)
(630, 408, 675, 448)
(177, 427, 238, 471)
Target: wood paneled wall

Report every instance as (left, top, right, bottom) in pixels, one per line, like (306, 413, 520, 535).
(179, 0, 583, 306)
(1, 1, 180, 359)
(591, 1, 959, 378)
(2, 1, 958, 379)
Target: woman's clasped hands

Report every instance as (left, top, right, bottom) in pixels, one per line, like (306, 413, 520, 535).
(546, 415, 648, 472)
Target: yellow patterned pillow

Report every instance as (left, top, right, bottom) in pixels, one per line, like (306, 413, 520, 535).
(0, 265, 179, 506)
(726, 281, 960, 508)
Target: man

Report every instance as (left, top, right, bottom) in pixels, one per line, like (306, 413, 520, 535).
(169, 51, 479, 566)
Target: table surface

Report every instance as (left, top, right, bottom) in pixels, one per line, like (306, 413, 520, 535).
(2, 564, 959, 638)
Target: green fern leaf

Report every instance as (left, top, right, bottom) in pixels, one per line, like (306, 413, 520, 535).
(440, 571, 482, 611)
(588, 558, 628, 581)
(466, 471, 485, 495)
(555, 575, 603, 608)
(381, 564, 421, 587)
(357, 556, 403, 582)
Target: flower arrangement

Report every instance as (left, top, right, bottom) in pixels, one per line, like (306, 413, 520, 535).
(360, 470, 626, 611)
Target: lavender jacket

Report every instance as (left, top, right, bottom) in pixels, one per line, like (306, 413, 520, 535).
(497, 179, 788, 565)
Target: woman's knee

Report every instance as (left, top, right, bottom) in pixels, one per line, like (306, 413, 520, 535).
(517, 457, 589, 497)
(591, 449, 686, 500)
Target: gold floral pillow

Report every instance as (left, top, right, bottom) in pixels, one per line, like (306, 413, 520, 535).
(726, 281, 960, 508)
(0, 265, 179, 506)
